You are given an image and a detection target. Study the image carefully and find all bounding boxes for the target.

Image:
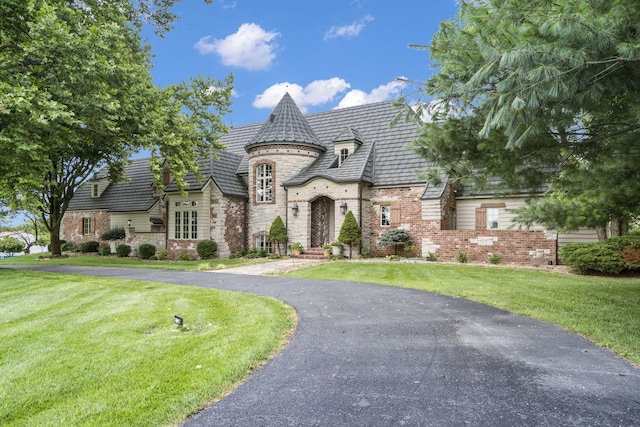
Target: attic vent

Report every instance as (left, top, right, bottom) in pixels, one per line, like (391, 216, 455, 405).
(269, 113, 276, 123)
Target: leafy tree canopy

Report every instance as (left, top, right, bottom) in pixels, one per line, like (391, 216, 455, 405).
(0, 0, 232, 254)
(407, 0, 640, 234)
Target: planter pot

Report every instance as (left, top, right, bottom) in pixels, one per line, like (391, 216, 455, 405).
(323, 249, 331, 257)
(331, 246, 342, 255)
(292, 249, 302, 256)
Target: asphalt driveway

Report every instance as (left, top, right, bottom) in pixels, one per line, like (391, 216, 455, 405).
(10, 265, 640, 426)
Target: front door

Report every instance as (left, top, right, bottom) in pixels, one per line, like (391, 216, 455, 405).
(310, 197, 332, 248)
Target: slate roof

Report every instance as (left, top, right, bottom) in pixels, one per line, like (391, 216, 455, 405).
(221, 98, 426, 187)
(164, 149, 246, 198)
(67, 158, 159, 212)
(245, 93, 325, 151)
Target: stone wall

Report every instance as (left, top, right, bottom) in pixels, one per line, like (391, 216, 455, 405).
(224, 197, 246, 256)
(61, 210, 111, 244)
(125, 230, 166, 255)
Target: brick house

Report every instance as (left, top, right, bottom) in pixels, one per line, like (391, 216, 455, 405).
(61, 93, 597, 263)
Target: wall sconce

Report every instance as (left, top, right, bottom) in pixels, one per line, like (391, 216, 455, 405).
(292, 203, 299, 215)
(340, 202, 348, 215)
(127, 218, 132, 228)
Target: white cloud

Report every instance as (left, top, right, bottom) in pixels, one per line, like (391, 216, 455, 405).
(324, 15, 374, 40)
(218, 0, 236, 9)
(335, 80, 406, 109)
(193, 23, 279, 71)
(253, 78, 351, 113)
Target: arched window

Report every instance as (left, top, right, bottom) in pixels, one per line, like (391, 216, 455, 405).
(339, 148, 349, 166)
(256, 163, 273, 202)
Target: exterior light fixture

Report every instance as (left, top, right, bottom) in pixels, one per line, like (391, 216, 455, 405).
(174, 315, 183, 326)
(127, 218, 132, 228)
(340, 202, 348, 215)
(292, 203, 299, 215)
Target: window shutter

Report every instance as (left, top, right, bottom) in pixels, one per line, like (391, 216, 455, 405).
(475, 208, 487, 230)
(390, 205, 401, 226)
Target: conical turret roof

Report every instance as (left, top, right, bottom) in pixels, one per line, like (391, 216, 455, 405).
(245, 93, 325, 151)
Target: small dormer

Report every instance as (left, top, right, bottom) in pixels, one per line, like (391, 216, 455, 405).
(332, 127, 364, 167)
(90, 175, 108, 198)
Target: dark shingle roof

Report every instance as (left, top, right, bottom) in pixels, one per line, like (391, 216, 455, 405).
(68, 158, 159, 212)
(220, 98, 426, 187)
(245, 93, 325, 151)
(164, 150, 247, 198)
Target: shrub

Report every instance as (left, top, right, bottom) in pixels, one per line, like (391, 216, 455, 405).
(98, 245, 111, 256)
(178, 250, 191, 261)
(456, 251, 468, 263)
(338, 210, 362, 258)
(197, 240, 218, 259)
(61, 242, 75, 252)
(156, 249, 168, 261)
(79, 241, 100, 253)
(138, 244, 156, 260)
(377, 228, 413, 255)
(488, 253, 502, 264)
(0, 237, 26, 255)
(100, 227, 126, 241)
(268, 216, 288, 255)
(426, 252, 437, 262)
(560, 236, 640, 275)
(116, 244, 131, 257)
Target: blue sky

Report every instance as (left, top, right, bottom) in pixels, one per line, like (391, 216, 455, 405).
(145, 0, 460, 126)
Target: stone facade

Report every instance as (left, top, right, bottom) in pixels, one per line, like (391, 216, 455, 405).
(61, 210, 111, 244)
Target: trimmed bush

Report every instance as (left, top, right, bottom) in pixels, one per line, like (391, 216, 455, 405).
(196, 240, 218, 259)
(488, 253, 502, 264)
(138, 244, 156, 260)
(456, 251, 468, 263)
(156, 249, 168, 261)
(116, 244, 131, 258)
(61, 242, 75, 252)
(79, 241, 100, 253)
(561, 237, 640, 275)
(178, 250, 191, 261)
(98, 245, 111, 256)
(100, 227, 126, 241)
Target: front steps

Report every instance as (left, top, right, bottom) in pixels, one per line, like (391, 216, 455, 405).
(296, 247, 329, 260)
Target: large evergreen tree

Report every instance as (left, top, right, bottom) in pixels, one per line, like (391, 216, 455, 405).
(0, 0, 232, 255)
(407, 0, 640, 236)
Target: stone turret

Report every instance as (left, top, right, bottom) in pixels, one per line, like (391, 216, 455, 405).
(245, 93, 326, 249)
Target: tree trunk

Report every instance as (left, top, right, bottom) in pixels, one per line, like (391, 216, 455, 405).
(596, 227, 607, 241)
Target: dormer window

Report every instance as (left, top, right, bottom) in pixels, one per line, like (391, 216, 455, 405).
(339, 148, 349, 166)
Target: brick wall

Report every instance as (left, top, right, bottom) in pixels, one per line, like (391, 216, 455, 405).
(422, 230, 557, 265)
(224, 197, 246, 255)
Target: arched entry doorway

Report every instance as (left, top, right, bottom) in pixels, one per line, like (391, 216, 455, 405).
(310, 196, 334, 248)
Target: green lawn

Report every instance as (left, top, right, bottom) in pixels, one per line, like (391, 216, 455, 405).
(0, 253, 273, 271)
(286, 261, 640, 366)
(0, 269, 295, 427)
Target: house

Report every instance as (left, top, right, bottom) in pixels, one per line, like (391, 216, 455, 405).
(61, 93, 598, 263)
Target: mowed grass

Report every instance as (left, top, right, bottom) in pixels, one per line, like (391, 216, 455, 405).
(286, 262, 640, 366)
(0, 269, 295, 426)
(0, 253, 271, 271)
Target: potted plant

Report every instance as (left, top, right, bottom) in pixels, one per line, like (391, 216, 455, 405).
(322, 244, 332, 257)
(330, 241, 342, 255)
(289, 242, 303, 256)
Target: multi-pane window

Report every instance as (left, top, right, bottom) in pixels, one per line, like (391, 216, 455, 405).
(487, 208, 499, 229)
(256, 234, 272, 253)
(174, 200, 198, 239)
(339, 148, 349, 166)
(380, 205, 391, 226)
(82, 217, 92, 235)
(256, 164, 273, 202)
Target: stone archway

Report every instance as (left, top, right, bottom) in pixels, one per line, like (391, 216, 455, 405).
(310, 196, 333, 248)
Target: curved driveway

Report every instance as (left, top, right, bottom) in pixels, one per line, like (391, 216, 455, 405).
(12, 265, 640, 426)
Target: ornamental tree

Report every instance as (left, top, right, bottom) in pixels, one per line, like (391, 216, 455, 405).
(406, 0, 640, 237)
(377, 228, 413, 255)
(268, 216, 288, 255)
(0, 1, 232, 255)
(338, 210, 362, 258)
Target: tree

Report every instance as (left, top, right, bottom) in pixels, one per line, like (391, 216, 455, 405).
(407, 0, 640, 236)
(268, 216, 288, 255)
(377, 228, 413, 256)
(0, 1, 232, 255)
(0, 237, 25, 256)
(338, 211, 362, 258)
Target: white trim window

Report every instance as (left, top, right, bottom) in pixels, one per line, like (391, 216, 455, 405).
(256, 234, 272, 253)
(487, 207, 499, 229)
(380, 205, 391, 226)
(174, 200, 198, 239)
(82, 217, 92, 235)
(339, 148, 349, 166)
(256, 164, 273, 202)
